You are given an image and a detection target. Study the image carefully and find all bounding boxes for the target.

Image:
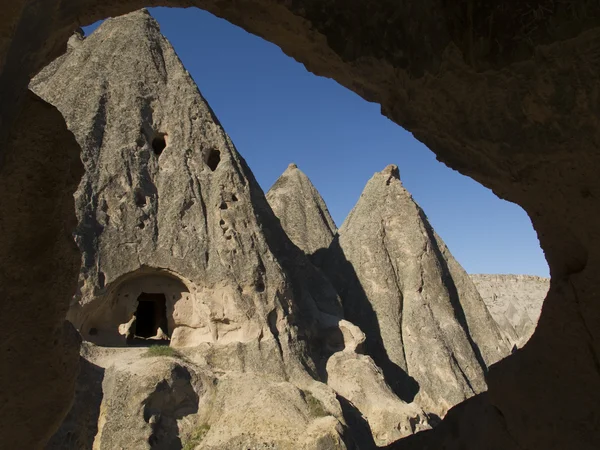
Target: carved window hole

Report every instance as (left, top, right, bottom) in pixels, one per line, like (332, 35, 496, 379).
(152, 133, 167, 156)
(205, 149, 220, 171)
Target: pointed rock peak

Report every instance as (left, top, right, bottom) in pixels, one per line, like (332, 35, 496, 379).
(379, 164, 401, 185)
(282, 164, 318, 188)
(66, 29, 85, 50)
(382, 164, 400, 178)
(112, 7, 152, 20)
(98, 8, 155, 31)
(267, 164, 337, 255)
(81, 9, 166, 51)
(30, 7, 307, 349)
(326, 165, 509, 417)
(280, 162, 307, 181)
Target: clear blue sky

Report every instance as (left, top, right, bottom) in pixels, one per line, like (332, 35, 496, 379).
(84, 7, 548, 276)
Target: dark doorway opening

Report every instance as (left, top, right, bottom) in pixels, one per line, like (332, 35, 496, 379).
(135, 292, 169, 339)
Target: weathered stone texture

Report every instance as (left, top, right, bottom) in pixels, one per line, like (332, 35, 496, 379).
(326, 351, 430, 447)
(31, 13, 436, 448)
(471, 274, 549, 349)
(267, 163, 337, 256)
(0, 91, 83, 449)
(2, 1, 600, 449)
(30, 11, 340, 358)
(323, 165, 508, 419)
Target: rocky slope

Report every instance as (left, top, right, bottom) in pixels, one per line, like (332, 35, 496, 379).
(321, 165, 509, 418)
(470, 274, 549, 349)
(267, 163, 337, 256)
(32, 10, 430, 448)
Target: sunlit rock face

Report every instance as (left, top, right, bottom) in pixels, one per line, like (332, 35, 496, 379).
(31, 10, 434, 448)
(4, 0, 600, 448)
(321, 165, 509, 419)
(268, 162, 509, 420)
(30, 9, 341, 351)
(471, 274, 549, 349)
(267, 163, 337, 256)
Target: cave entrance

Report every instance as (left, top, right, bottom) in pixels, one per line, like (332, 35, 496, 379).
(135, 292, 169, 339)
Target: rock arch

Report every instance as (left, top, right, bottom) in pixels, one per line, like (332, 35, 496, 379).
(1, 2, 600, 449)
(73, 269, 194, 347)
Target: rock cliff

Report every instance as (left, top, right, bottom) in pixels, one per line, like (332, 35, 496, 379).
(322, 165, 509, 418)
(471, 274, 549, 349)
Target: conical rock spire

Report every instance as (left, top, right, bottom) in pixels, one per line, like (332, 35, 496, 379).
(323, 165, 509, 417)
(267, 163, 337, 255)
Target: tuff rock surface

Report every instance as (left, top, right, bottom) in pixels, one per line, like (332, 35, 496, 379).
(30, 9, 342, 354)
(267, 163, 337, 256)
(322, 165, 509, 419)
(32, 11, 432, 448)
(0, 91, 83, 450)
(471, 274, 549, 350)
(326, 351, 430, 447)
(3, 1, 600, 449)
(53, 343, 354, 450)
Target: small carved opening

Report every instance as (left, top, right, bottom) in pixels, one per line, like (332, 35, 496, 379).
(152, 133, 167, 156)
(232, 194, 238, 202)
(206, 149, 220, 171)
(219, 202, 228, 210)
(134, 293, 169, 339)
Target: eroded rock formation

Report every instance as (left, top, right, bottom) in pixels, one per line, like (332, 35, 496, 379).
(30, 11, 433, 448)
(1, 1, 600, 449)
(322, 165, 508, 419)
(471, 274, 549, 349)
(30, 10, 340, 352)
(267, 163, 337, 256)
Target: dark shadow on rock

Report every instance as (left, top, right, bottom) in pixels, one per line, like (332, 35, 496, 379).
(313, 239, 420, 403)
(382, 392, 515, 450)
(425, 412, 442, 428)
(238, 156, 347, 379)
(418, 208, 488, 372)
(45, 357, 105, 450)
(337, 395, 377, 450)
(143, 365, 199, 450)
